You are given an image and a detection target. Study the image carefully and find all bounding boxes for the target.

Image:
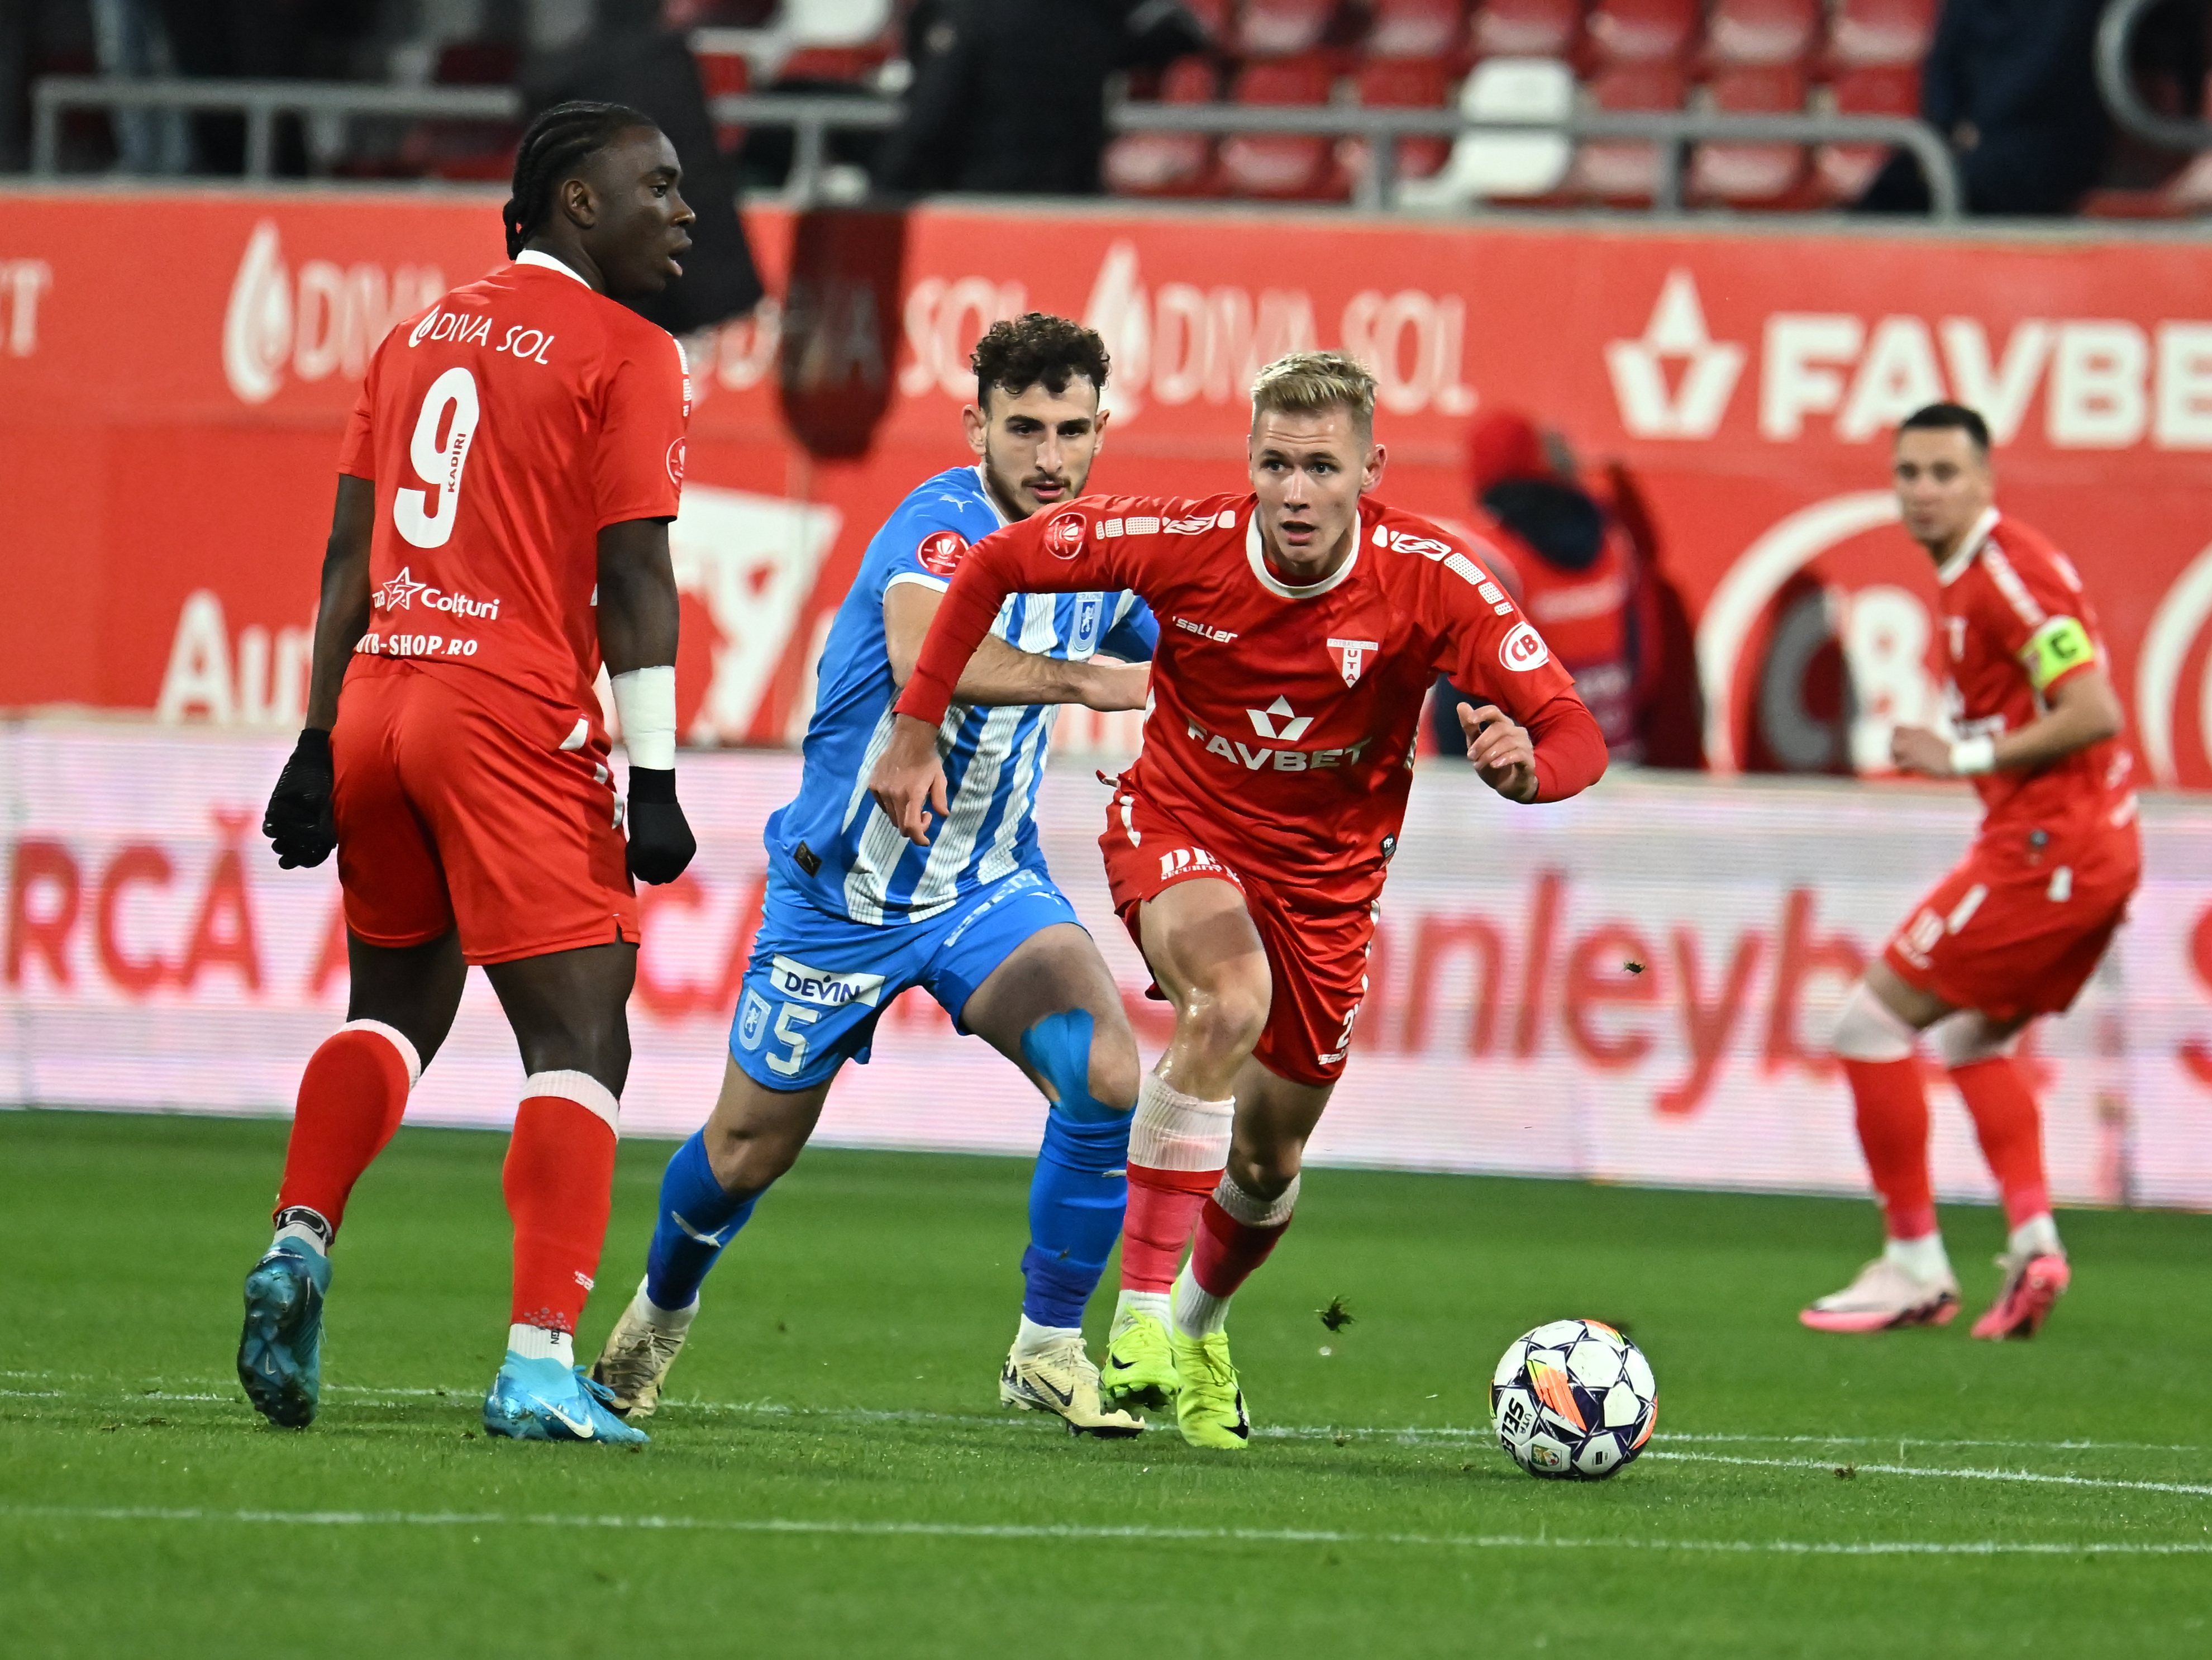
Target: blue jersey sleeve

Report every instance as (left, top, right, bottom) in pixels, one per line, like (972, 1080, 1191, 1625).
(1099, 592, 1159, 662)
(873, 474, 1001, 603)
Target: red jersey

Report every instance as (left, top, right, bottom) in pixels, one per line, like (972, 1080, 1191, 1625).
(1937, 508, 2137, 847)
(337, 251, 689, 712)
(897, 493, 1605, 898)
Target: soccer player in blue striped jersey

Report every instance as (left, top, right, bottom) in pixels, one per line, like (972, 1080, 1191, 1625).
(592, 315, 1159, 1433)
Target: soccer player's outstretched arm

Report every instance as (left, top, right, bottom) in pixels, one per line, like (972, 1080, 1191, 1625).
(883, 581, 1148, 711)
(598, 517, 697, 885)
(871, 507, 1151, 844)
(263, 473, 377, 870)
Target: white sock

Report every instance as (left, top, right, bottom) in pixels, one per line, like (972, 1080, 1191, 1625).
(271, 1220, 330, 1257)
(1115, 1288, 1171, 1327)
(1884, 1232, 1952, 1283)
(2009, 1212, 2063, 1260)
(1014, 1314, 1079, 1357)
(508, 1324, 574, 1366)
(631, 1277, 698, 1332)
(1170, 1263, 1230, 1339)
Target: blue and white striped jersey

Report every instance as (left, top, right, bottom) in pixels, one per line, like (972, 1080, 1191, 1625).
(766, 465, 1157, 926)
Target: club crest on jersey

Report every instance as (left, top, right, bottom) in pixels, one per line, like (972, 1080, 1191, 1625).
(666, 438, 685, 488)
(1072, 593, 1103, 655)
(1045, 510, 1087, 560)
(1327, 637, 1379, 687)
(1500, 621, 1551, 672)
(917, 529, 967, 578)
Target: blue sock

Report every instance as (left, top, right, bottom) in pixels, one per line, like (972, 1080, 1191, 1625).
(1020, 1009, 1134, 1328)
(643, 1131, 762, 1312)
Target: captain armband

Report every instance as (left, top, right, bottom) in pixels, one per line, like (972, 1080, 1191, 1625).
(2019, 616, 2095, 693)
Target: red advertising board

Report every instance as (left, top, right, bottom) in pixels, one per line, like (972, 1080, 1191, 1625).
(7, 192, 2212, 787)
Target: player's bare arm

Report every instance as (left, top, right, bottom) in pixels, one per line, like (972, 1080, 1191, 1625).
(1890, 667, 2123, 779)
(883, 581, 1148, 711)
(598, 516, 695, 885)
(261, 474, 376, 869)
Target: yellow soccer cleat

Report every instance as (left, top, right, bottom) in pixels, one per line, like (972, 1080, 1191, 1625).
(587, 1278, 690, 1419)
(999, 1335, 1145, 1438)
(1171, 1329, 1251, 1450)
(1100, 1307, 1179, 1414)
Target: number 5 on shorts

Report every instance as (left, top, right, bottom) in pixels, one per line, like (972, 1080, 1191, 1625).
(764, 1003, 819, 1078)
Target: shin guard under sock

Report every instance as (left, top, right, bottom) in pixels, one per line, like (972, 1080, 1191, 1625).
(504, 1075, 619, 1336)
(642, 1130, 762, 1313)
(1843, 1056, 1937, 1242)
(274, 1020, 421, 1239)
(1949, 1058, 2052, 1228)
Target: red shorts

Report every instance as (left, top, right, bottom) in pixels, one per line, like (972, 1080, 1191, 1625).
(1099, 786, 1375, 1089)
(332, 662, 637, 966)
(1882, 824, 2140, 1022)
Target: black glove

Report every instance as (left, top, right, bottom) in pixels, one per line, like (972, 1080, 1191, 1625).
(625, 767, 697, 886)
(264, 727, 337, 869)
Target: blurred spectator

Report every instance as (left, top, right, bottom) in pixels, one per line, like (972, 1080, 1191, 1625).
(524, 0, 762, 335)
(1432, 408, 1663, 764)
(875, 0, 1211, 195)
(1856, 0, 2110, 216)
(92, 0, 190, 174)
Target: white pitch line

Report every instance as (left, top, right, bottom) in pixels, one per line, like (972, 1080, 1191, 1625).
(4, 1504, 2210, 1557)
(1646, 1450, 2212, 1499)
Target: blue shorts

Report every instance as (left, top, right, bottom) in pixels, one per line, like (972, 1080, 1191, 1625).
(728, 864, 1083, 1091)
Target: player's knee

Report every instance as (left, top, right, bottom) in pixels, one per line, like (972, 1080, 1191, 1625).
(1021, 1007, 1140, 1121)
(1227, 1144, 1302, 1205)
(704, 1117, 805, 1190)
(1181, 984, 1269, 1066)
(1087, 1015, 1141, 1114)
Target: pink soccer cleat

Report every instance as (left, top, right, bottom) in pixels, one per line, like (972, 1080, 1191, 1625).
(1799, 1258, 1961, 1333)
(1970, 1252, 2070, 1340)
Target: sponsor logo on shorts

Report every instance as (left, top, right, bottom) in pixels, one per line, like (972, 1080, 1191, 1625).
(736, 989, 773, 1050)
(1045, 510, 1087, 560)
(1156, 846, 1237, 884)
(768, 955, 886, 1009)
(1500, 621, 1550, 672)
(916, 529, 967, 578)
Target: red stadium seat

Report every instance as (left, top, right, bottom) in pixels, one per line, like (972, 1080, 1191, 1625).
(1235, 0, 1336, 58)
(1828, 0, 1936, 68)
(1467, 0, 1581, 60)
(694, 47, 750, 155)
(1689, 63, 1809, 204)
(778, 45, 888, 84)
(1369, 0, 1467, 60)
(1567, 60, 1686, 201)
(1218, 56, 1343, 198)
(1704, 0, 1820, 68)
(1813, 63, 1918, 203)
(1585, 0, 1699, 65)
(1103, 56, 1220, 197)
(1354, 58, 1453, 180)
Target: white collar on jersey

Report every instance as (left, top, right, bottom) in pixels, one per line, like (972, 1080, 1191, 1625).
(1245, 505, 1362, 600)
(1936, 505, 2002, 588)
(514, 249, 592, 289)
(970, 464, 1011, 527)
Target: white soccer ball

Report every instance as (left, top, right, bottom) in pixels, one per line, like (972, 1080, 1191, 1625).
(1490, 1318, 1657, 1481)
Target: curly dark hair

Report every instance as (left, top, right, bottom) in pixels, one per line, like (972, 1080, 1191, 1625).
(970, 313, 1110, 410)
(502, 101, 657, 259)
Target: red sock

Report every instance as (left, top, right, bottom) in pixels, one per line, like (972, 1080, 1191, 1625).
(1189, 1197, 1292, 1299)
(274, 1022, 417, 1234)
(1949, 1059, 2051, 1226)
(1843, 1056, 1936, 1240)
(1119, 1164, 1219, 1293)
(504, 1079, 619, 1335)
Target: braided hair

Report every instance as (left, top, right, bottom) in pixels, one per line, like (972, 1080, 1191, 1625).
(502, 101, 657, 259)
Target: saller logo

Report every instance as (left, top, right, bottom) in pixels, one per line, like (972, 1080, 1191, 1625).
(1045, 510, 1087, 559)
(1500, 621, 1550, 672)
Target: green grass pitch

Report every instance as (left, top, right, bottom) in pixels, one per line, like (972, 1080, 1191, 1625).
(3, 1110, 2209, 1657)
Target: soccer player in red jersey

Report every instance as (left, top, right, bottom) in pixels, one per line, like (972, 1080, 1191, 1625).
(238, 102, 702, 1443)
(870, 352, 1608, 1446)
(1803, 403, 2138, 1342)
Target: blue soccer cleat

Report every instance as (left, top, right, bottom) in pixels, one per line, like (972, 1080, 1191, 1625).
(237, 1239, 331, 1429)
(483, 1353, 649, 1445)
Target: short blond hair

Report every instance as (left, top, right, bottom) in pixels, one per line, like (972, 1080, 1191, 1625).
(1250, 350, 1379, 441)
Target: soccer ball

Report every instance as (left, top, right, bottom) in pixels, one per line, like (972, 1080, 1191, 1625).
(1490, 1319, 1657, 1480)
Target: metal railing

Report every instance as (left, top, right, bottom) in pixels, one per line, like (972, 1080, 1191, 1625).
(2096, 0, 2212, 151)
(30, 75, 1958, 218)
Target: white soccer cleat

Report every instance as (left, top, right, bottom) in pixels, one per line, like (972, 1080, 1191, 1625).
(588, 1279, 691, 1418)
(1000, 1334, 1145, 1438)
(1800, 1257, 1961, 1333)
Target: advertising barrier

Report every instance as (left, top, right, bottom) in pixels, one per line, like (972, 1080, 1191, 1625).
(6, 723, 2212, 1210)
(7, 193, 2212, 786)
